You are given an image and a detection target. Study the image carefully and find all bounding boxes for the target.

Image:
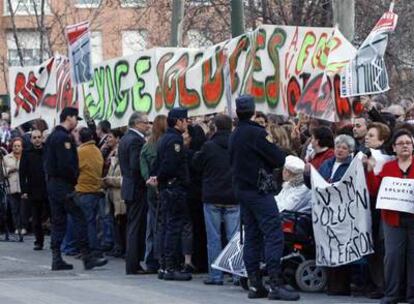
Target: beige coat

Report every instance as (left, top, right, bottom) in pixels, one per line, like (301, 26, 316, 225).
(105, 152, 126, 216)
(3, 153, 21, 194)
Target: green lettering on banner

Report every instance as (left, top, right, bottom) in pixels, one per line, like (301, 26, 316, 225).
(86, 67, 106, 119)
(296, 31, 316, 75)
(105, 66, 115, 120)
(132, 56, 152, 113)
(266, 27, 287, 108)
(114, 60, 129, 118)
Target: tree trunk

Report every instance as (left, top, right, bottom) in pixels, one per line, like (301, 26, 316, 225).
(332, 0, 355, 41)
(170, 0, 184, 47)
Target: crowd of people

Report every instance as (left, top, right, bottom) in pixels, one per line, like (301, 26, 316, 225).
(0, 93, 413, 303)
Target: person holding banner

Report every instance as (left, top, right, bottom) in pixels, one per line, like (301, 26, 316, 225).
(229, 95, 299, 301)
(317, 134, 356, 295)
(366, 129, 414, 304)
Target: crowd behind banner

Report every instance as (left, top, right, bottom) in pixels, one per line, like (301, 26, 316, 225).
(1, 93, 414, 301)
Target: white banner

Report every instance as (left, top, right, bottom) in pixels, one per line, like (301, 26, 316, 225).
(66, 21, 93, 85)
(311, 153, 374, 267)
(376, 177, 414, 214)
(11, 25, 361, 128)
(341, 10, 398, 97)
(211, 231, 246, 277)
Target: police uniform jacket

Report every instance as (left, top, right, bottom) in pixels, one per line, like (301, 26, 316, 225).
(154, 127, 189, 189)
(229, 120, 286, 194)
(44, 125, 79, 186)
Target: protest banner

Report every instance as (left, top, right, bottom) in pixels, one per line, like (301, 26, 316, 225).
(341, 7, 398, 97)
(376, 177, 414, 214)
(66, 21, 93, 85)
(211, 231, 246, 277)
(9, 56, 77, 128)
(311, 153, 374, 267)
(10, 24, 362, 128)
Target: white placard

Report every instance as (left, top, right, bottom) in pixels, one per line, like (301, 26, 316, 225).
(376, 177, 414, 214)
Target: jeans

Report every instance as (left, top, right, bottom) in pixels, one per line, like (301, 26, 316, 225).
(98, 196, 114, 248)
(61, 215, 78, 254)
(9, 193, 27, 231)
(77, 193, 100, 252)
(203, 203, 240, 282)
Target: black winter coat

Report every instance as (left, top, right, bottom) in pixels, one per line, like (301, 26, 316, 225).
(192, 131, 236, 205)
(19, 146, 47, 200)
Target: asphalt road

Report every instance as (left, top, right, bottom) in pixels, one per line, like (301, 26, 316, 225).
(0, 235, 378, 304)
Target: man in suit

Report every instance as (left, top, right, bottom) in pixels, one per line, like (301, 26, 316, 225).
(118, 111, 151, 274)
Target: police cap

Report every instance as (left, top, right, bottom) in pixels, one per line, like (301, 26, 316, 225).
(236, 95, 255, 113)
(60, 107, 82, 122)
(168, 108, 188, 120)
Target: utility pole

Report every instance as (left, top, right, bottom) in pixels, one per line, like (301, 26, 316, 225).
(231, 0, 245, 37)
(332, 0, 355, 42)
(170, 0, 185, 47)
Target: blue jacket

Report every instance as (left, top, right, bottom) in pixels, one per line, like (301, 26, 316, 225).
(154, 127, 189, 189)
(44, 125, 78, 186)
(229, 120, 285, 194)
(318, 156, 352, 183)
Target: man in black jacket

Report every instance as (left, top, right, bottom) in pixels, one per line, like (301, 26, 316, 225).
(193, 114, 239, 285)
(118, 111, 150, 274)
(20, 130, 47, 250)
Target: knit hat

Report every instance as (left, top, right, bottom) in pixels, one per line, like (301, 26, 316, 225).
(284, 155, 305, 174)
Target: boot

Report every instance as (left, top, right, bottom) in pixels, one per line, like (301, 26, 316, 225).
(268, 274, 300, 301)
(52, 250, 73, 271)
(82, 253, 108, 270)
(163, 270, 192, 281)
(248, 271, 268, 299)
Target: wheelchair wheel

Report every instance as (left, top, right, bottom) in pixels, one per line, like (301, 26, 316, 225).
(295, 260, 327, 292)
(240, 277, 249, 291)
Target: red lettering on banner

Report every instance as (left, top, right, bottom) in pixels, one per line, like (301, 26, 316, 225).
(202, 47, 225, 107)
(177, 54, 200, 108)
(155, 53, 174, 110)
(229, 36, 249, 94)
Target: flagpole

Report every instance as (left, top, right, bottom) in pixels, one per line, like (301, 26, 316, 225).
(389, 0, 395, 12)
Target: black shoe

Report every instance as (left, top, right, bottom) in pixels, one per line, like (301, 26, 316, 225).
(83, 255, 108, 270)
(247, 272, 268, 299)
(158, 269, 165, 280)
(52, 259, 74, 271)
(163, 270, 192, 281)
(33, 244, 43, 251)
(182, 263, 196, 273)
(203, 278, 223, 285)
(268, 275, 300, 301)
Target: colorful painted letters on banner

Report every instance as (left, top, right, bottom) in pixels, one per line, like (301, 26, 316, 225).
(9, 56, 77, 128)
(10, 25, 366, 128)
(311, 153, 374, 267)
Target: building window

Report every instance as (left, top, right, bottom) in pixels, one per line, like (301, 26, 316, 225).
(187, 30, 213, 48)
(75, 0, 101, 8)
(120, 0, 146, 7)
(122, 30, 147, 56)
(90, 31, 103, 65)
(189, 0, 212, 5)
(7, 30, 49, 66)
(4, 0, 51, 16)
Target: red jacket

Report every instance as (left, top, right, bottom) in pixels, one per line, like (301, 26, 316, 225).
(367, 159, 414, 227)
(309, 148, 334, 170)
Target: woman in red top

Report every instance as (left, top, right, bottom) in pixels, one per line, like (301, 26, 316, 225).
(367, 129, 414, 304)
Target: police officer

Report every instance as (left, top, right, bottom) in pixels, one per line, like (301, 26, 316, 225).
(45, 107, 107, 271)
(149, 108, 191, 281)
(229, 96, 300, 301)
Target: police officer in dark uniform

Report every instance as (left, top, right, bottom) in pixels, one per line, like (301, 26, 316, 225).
(229, 96, 300, 301)
(149, 108, 191, 281)
(45, 107, 107, 271)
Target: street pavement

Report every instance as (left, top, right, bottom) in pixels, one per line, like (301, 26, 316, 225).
(0, 235, 378, 304)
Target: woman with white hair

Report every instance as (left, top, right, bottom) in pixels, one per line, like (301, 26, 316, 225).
(319, 134, 355, 183)
(275, 155, 311, 213)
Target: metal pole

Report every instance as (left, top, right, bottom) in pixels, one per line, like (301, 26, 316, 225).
(231, 0, 245, 37)
(332, 0, 355, 42)
(170, 0, 185, 47)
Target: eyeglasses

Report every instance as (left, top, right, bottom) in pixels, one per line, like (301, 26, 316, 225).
(395, 141, 413, 146)
(32, 136, 42, 139)
(137, 121, 150, 125)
